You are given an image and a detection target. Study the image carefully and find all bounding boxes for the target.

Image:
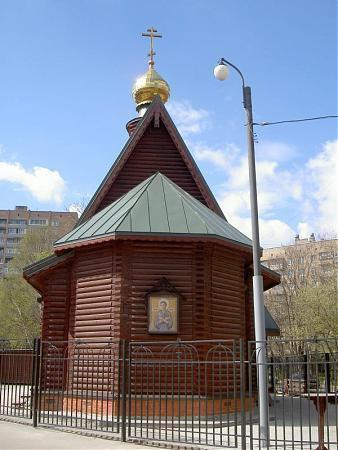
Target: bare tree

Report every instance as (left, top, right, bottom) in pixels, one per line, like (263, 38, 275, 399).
(264, 237, 338, 340)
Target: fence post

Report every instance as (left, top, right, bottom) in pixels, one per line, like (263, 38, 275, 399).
(325, 353, 331, 393)
(303, 353, 308, 393)
(32, 337, 41, 427)
(240, 339, 247, 450)
(120, 339, 127, 442)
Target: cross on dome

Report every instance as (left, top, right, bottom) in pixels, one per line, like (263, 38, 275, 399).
(142, 27, 162, 68)
(132, 27, 170, 114)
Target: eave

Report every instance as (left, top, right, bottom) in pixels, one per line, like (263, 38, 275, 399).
(23, 251, 74, 292)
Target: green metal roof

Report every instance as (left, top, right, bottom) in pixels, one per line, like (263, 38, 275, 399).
(265, 307, 280, 335)
(54, 172, 252, 249)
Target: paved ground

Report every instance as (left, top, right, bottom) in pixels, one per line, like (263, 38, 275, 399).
(0, 421, 152, 450)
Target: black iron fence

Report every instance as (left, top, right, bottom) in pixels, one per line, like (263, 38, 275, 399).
(0, 337, 337, 449)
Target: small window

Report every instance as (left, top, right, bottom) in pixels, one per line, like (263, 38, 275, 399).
(51, 220, 60, 226)
(319, 252, 332, 261)
(29, 219, 48, 226)
(0, 219, 7, 224)
(8, 219, 27, 225)
(7, 237, 21, 244)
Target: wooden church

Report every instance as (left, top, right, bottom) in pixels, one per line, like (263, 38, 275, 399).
(24, 96, 279, 345)
(23, 32, 279, 414)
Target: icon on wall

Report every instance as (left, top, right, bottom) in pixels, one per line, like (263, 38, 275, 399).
(146, 278, 180, 334)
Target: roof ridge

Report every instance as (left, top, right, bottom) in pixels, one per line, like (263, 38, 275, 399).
(55, 174, 156, 246)
(162, 176, 209, 234)
(115, 172, 161, 233)
(163, 174, 252, 244)
(160, 175, 171, 232)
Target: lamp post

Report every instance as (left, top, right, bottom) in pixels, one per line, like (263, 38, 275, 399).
(214, 58, 269, 446)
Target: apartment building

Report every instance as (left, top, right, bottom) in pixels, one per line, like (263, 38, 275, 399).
(0, 206, 78, 276)
(262, 233, 337, 302)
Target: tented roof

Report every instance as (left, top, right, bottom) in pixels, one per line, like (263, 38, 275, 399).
(54, 172, 252, 250)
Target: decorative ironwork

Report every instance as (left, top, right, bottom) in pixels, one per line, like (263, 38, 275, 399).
(0, 337, 337, 448)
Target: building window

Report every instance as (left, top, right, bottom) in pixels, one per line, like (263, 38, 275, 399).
(8, 228, 26, 235)
(269, 259, 284, 271)
(51, 220, 60, 226)
(0, 219, 7, 225)
(6, 248, 17, 255)
(299, 269, 305, 282)
(7, 237, 21, 244)
(319, 252, 332, 261)
(29, 219, 48, 226)
(322, 265, 332, 274)
(8, 219, 27, 225)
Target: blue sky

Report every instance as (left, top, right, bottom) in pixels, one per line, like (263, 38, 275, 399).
(0, 0, 337, 246)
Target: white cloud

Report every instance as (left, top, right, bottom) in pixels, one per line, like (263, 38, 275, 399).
(227, 214, 295, 248)
(192, 138, 337, 246)
(167, 100, 209, 136)
(0, 161, 66, 204)
(304, 139, 338, 234)
(256, 141, 298, 162)
(192, 142, 240, 170)
(68, 203, 83, 216)
(218, 190, 296, 247)
(297, 222, 312, 239)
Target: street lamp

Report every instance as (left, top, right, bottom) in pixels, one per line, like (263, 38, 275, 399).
(214, 57, 269, 446)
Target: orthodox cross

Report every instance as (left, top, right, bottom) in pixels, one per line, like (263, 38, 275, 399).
(142, 27, 162, 67)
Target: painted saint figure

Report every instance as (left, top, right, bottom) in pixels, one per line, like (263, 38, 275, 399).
(155, 299, 173, 331)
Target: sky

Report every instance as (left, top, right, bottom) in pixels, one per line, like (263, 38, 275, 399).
(0, 0, 337, 247)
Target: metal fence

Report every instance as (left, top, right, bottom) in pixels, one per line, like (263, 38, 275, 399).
(0, 339, 35, 419)
(0, 337, 337, 449)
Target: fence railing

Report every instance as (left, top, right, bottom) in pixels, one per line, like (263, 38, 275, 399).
(0, 337, 337, 449)
(0, 339, 34, 419)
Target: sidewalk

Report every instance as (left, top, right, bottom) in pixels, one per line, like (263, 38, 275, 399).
(0, 421, 151, 450)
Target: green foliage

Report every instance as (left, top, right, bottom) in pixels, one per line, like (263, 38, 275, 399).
(265, 238, 338, 340)
(292, 274, 338, 340)
(0, 227, 61, 341)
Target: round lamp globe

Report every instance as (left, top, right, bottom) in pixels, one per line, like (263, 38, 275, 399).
(214, 64, 229, 81)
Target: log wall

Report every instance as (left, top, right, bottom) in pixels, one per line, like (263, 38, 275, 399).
(39, 240, 253, 396)
(40, 240, 253, 345)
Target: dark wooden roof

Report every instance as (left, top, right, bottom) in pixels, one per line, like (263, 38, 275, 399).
(265, 307, 280, 336)
(78, 96, 224, 224)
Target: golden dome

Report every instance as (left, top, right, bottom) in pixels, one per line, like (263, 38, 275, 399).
(132, 66, 170, 112)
